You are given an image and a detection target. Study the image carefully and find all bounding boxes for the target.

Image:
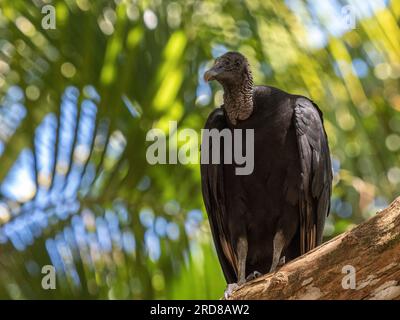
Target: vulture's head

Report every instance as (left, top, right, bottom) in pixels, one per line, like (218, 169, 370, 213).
(204, 52, 251, 87)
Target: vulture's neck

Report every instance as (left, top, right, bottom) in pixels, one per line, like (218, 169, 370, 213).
(222, 71, 254, 125)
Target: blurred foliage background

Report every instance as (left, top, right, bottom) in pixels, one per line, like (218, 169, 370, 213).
(0, 0, 399, 299)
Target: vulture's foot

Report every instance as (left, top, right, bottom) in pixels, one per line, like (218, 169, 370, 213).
(224, 283, 241, 299)
(246, 271, 262, 281)
(224, 272, 262, 299)
(269, 255, 286, 273)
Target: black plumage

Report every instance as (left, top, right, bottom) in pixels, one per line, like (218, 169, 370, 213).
(201, 52, 332, 288)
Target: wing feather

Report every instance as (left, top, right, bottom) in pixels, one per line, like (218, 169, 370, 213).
(200, 108, 237, 283)
(293, 97, 332, 254)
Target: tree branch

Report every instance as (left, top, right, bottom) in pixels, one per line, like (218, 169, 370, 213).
(226, 197, 400, 300)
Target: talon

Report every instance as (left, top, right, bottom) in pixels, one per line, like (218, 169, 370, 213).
(224, 283, 240, 299)
(246, 270, 262, 281)
(278, 256, 286, 267)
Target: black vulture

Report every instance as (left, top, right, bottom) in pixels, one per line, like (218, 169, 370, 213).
(200, 52, 332, 295)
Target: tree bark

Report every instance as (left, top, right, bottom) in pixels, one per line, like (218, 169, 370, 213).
(226, 196, 400, 300)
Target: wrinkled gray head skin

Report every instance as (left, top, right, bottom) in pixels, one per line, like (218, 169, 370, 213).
(204, 52, 251, 86)
(204, 52, 254, 125)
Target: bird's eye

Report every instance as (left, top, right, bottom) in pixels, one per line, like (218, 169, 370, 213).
(235, 60, 240, 67)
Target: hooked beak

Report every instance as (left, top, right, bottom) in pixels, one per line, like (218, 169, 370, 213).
(204, 65, 222, 82)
